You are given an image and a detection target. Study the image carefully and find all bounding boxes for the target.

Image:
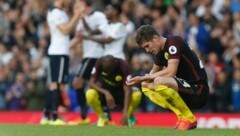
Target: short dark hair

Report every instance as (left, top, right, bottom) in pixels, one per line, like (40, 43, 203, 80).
(102, 55, 117, 73)
(111, 3, 122, 16)
(135, 25, 159, 46)
(85, 0, 92, 7)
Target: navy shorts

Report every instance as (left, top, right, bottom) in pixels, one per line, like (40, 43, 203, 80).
(49, 55, 69, 84)
(76, 58, 97, 79)
(174, 77, 209, 109)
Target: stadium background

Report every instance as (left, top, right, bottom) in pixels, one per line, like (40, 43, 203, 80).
(0, 0, 240, 128)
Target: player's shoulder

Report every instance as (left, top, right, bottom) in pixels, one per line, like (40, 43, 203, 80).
(167, 35, 183, 42)
(112, 22, 126, 32)
(92, 11, 106, 17)
(49, 8, 65, 16)
(118, 58, 129, 68)
(165, 35, 184, 47)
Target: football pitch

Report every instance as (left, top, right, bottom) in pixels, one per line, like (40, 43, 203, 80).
(0, 124, 239, 136)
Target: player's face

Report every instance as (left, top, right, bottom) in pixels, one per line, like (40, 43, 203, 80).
(105, 5, 114, 20)
(141, 36, 160, 55)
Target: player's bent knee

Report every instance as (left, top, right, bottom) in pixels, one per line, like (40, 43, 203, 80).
(131, 91, 142, 104)
(141, 82, 148, 88)
(86, 89, 98, 103)
(153, 77, 166, 86)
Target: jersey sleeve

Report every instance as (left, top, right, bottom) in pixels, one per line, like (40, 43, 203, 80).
(52, 9, 68, 25)
(98, 23, 108, 35)
(120, 60, 131, 83)
(167, 39, 182, 60)
(91, 59, 102, 79)
(94, 12, 108, 29)
(76, 20, 84, 31)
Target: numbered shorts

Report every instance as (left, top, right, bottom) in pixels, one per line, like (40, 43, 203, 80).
(76, 58, 97, 79)
(174, 77, 209, 109)
(49, 55, 69, 84)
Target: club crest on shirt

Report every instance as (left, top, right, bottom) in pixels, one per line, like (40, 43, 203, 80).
(169, 45, 177, 54)
(115, 75, 122, 81)
(164, 52, 169, 60)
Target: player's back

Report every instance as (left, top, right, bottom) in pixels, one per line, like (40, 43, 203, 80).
(47, 8, 70, 55)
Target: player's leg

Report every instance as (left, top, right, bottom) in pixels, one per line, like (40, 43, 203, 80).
(72, 76, 89, 122)
(154, 76, 197, 130)
(41, 55, 61, 125)
(127, 87, 142, 126)
(127, 87, 142, 117)
(50, 56, 69, 125)
(141, 82, 183, 120)
(86, 88, 109, 126)
(41, 83, 53, 125)
(71, 58, 97, 124)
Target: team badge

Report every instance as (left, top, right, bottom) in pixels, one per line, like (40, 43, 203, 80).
(164, 52, 169, 60)
(169, 46, 177, 54)
(115, 75, 122, 81)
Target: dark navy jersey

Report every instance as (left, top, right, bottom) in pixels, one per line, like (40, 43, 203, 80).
(154, 36, 208, 84)
(91, 58, 131, 89)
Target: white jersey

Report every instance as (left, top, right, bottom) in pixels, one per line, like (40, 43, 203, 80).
(99, 22, 127, 60)
(76, 11, 108, 58)
(47, 8, 70, 55)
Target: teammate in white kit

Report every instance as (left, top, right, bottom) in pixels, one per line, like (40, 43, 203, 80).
(40, 0, 84, 125)
(82, 3, 127, 60)
(68, 0, 108, 125)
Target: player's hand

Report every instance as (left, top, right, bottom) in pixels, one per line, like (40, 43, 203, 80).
(104, 91, 116, 109)
(73, 1, 85, 16)
(126, 76, 143, 86)
(121, 116, 128, 126)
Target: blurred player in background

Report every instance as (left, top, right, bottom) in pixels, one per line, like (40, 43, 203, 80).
(126, 25, 209, 130)
(81, 3, 127, 60)
(86, 55, 142, 126)
(68, 0, 108, 125)
(40, 0, 84, 125)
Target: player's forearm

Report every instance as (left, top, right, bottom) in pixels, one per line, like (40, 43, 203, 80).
(87, 37, 113, 44)
(70, 36, 81, 48)
(89, 82, 108, 95)
(150, 68, 176, 78)
(123, 86, 131, 117)
(58, 14, 81, 35)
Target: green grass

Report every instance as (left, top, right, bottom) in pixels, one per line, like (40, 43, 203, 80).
(0, 124, 239, 136)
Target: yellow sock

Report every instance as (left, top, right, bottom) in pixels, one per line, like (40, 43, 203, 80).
(127, 90, 142, 117)
(142, 87, 183, 119)
(155, 85, 195, 122)
(86, 89, 104, 117)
